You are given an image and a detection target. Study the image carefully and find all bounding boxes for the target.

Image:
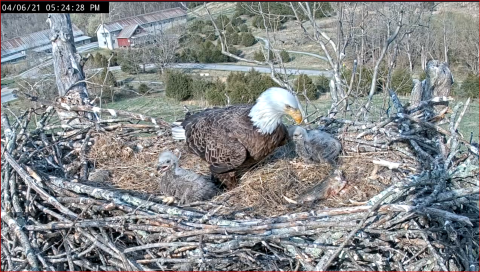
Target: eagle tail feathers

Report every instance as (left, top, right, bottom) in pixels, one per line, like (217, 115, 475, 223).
(171, 125, 186, 140)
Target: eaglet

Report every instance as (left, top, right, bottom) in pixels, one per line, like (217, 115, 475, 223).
(157, 151, 218, 204)
(289, 126, 341, 164)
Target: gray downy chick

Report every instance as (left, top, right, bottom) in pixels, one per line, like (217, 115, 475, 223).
(288, 126, 342, 164)
(157, 151, 218, 204)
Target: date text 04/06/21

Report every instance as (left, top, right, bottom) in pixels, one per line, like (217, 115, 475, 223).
(1, 2, 109, 13)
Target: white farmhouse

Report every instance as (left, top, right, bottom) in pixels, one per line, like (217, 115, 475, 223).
(96, 7, 187, 50)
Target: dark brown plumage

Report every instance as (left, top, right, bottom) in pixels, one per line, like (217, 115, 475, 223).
(173, 87, 304, 189)
(182, 105, 288, 189)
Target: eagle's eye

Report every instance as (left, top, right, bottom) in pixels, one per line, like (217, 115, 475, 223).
(166, 160, 171, 164)
(285, 105, 292, 109)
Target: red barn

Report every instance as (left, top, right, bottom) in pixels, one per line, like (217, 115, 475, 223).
(116, 25, 148, 48)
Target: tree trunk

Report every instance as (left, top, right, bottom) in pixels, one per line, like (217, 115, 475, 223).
(424, 60, 453, 99)
(409, 60, 453, 118)
(442, 3, 449, 63)
(405, 34, 414, 73)
(409, 79, 423, 106)
(443, 21, 448, 63)
(48, 13, 91, 125)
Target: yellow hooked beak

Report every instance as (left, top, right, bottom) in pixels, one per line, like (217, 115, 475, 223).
(285, 108, 303, 124)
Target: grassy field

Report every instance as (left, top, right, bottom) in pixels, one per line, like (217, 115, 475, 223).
(189, 2, 236, 19)
(450, 99, 479, 141)
(1, 78, 16, 87)
(104, 92, 206, 123)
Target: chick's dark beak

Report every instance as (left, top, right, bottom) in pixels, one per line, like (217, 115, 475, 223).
(157, 164, 170, 173)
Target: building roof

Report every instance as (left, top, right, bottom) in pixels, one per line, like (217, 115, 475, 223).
(101, 7, 187, 33)
(1, 52, 25, 63)
(74, 35, 92, 43)
(117, 25, 140, 39)
(1, 24, 85, 56)
(32, 36, 92, 53)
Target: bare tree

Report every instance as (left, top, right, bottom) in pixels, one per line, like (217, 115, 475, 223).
(202, 2, 462, 123)
(105, 2, 182, 22)
(47, 13, 92, 124)
(363, 6, 402, 109)
(204, 3, 290, 90)
(352, 3, 432, 119)
(0, 13, 47, 39)
(437, 11, 479, 75)
(145, 29, 182, 74)
(201, 2, 315, 122)
(287, 2, 357, 116)
(117, 49, 142, 74)
(108, 2, 122, 21)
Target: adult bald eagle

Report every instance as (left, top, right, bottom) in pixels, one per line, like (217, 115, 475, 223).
(172, 87, 304, 189)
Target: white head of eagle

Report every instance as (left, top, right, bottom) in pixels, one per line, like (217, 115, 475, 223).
(249, 87, 304, 134)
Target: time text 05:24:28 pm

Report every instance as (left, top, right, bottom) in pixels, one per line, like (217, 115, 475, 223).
(1, 2, 109, 13)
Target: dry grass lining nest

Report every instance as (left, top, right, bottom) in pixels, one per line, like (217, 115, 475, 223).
(87, 131, 418, 218)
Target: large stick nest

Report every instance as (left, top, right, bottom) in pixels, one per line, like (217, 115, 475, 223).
(1, 94, 479, 271)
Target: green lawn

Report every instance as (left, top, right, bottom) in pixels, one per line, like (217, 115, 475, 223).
(450, 99, 479, 141)
(1, 78, 16, 87)
(104, 93, 204, 123)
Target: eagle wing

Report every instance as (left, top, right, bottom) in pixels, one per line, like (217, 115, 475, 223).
(182, 106, 251, 174)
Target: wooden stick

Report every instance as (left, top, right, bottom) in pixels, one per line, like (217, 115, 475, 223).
(372, 159, 401, 169)
(315, 189, 395, 270)
(1, 209, 40, 271)
(3, 151, 78, 219)
(453, 98, 470, 132)
(25, 94, 171, 128)
(411, 220, 449, 271)
(47, 175, 205, 218)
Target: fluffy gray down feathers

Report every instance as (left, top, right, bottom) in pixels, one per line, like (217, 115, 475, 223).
(288, 126, 341, 164)
(157, 151, 217, 204)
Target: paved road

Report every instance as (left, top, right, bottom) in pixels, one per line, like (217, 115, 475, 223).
(87, 63, 332, 77)
(18, 61, 333, 81)
(171, 63, 332, 76)
(14, 42, 99, 79)
(1, 88, 17, 104)
(127, 81, 163, 84)
(1, 42, 99, 103)
(7, 40, 333, 81)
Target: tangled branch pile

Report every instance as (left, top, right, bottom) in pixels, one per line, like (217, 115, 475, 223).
(1, 92, 478, 271)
